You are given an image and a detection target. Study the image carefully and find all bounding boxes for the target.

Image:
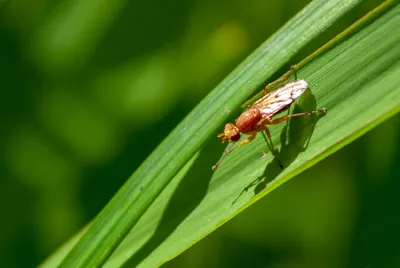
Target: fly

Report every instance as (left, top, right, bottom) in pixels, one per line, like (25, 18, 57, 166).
(212, 66, 326, 170)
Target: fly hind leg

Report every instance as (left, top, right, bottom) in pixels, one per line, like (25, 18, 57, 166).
(269, 108, 326, 125)
(263, 65, 298, 94)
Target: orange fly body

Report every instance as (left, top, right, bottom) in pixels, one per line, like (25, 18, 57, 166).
(212, 66, 326, 170)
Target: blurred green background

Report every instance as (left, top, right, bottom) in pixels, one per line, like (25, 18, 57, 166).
(1, 0, 399, 267)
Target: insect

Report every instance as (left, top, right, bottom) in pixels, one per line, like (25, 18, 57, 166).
(212, 66, 326, 170)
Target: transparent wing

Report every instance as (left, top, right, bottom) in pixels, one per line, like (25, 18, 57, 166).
(250, 80, 308, 116)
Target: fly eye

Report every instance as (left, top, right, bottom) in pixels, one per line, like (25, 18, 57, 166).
(230, 132, 241, 142)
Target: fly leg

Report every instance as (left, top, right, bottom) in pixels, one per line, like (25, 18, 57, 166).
(263, 65, 298, 94)
(240, 131, 283, 169)
(238, 133, 256, 146)
(269, 108, 326, 124)
(212, 143, 236, 170)
(242, 65, 299, 108)
(212, 133, 257, 171)
(263, 126, 283, 169)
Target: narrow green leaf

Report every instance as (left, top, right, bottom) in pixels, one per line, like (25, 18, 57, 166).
(107, 3, 400, 267)
(48, 0, 398, 267)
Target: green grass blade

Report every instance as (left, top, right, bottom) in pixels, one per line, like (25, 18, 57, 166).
(46, 0, 398, 267)
(106, 3, 400, 267)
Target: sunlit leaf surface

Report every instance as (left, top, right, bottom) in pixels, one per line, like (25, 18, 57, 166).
(41, 1, 400, 267)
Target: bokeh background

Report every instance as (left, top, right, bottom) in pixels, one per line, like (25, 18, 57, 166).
(1, 0, 399, 267)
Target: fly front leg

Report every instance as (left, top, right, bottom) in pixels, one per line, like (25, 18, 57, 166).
(269, 108, 326, 124)
(263, 65, 298, 94)
(238, 133, 257, 146)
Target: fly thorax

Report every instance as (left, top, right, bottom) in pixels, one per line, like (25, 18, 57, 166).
(236, 109, 262, 133)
